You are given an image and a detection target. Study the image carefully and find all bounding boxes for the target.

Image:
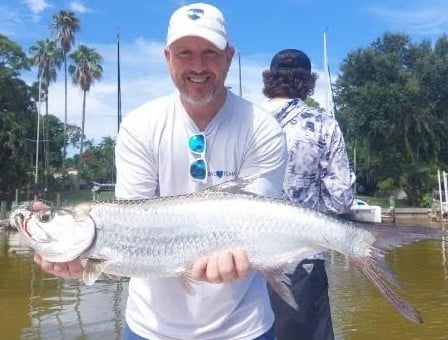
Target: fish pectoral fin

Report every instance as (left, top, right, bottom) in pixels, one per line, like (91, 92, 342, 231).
(259, 267, 299, 310)
(177, 272, 197, 296)
(83, 258, 107, 285)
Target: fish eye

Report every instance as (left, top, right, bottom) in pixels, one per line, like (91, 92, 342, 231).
(38, 208, 55, 223)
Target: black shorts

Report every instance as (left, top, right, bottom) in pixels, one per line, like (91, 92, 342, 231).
(268, 259, 334, 340)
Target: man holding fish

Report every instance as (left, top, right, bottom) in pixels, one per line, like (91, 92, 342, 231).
(34, 3, 288, 339)
(23, 3, 444, 340)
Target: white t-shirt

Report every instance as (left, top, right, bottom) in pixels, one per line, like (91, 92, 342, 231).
(115, 91, 287, 340)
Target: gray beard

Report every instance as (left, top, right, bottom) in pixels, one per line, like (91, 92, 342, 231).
(180, 89, 217, 106)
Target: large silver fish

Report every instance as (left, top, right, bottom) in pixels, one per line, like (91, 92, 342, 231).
(11, 177, 444, 324)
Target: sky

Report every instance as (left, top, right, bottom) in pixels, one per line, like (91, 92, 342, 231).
(2, 0, 448, 146)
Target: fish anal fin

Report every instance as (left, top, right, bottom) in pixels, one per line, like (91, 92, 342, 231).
(259, 267, 299, 310)
(83, 258, 107, 286)
(177, 271, 197, 296)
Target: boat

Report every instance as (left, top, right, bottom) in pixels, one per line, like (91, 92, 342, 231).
(348, 199, 382, 223)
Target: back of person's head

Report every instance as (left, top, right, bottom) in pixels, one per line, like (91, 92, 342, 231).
(262, 49, 317, 100)
(166, 3, 229, 50)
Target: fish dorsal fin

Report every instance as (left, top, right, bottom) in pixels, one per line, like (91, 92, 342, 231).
(204, 173, 262, 195)
(179, 174, 263, 200)
(208, 173, 260, 193)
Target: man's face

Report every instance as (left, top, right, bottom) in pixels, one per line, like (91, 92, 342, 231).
(165, 36, 234, 106)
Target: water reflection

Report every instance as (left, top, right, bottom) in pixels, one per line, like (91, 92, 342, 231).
(0, 230, 127, 340)
(1, 219, 447, 340)
(328, 219, 448, 340)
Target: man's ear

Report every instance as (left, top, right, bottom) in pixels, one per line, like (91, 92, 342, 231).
(225, 46, 235, 67)
(164, 47, 171, 62)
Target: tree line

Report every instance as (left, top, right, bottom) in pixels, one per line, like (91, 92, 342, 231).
(335, 32, 448, 205)
(1, 18, 447, 205)
(0, 10, 107, 201)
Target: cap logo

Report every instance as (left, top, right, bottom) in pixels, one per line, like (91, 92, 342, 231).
(187, 8, 204, 20)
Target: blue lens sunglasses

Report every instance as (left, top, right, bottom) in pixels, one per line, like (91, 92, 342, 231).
(188, 133, 208, 182)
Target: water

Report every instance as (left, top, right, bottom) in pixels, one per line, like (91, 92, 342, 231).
(1, 219, 447, 340)
(0, 231, 126, 340)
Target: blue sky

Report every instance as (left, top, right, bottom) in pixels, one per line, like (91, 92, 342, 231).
(2, 0, 448, 144)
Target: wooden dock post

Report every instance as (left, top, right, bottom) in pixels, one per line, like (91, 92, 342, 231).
(0, 201, 7, 219)
(389, 196, 396, 223)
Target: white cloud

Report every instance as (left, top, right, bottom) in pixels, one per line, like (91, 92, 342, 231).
(22, 0, 50, 15)
(0, 6, 23, 37)
(69, 1, 91, 14)
(366, 4, 448, 35)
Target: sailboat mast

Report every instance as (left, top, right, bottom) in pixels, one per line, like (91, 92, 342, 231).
(238, 52, 242, 97)
(34, 72, 44, 199)
(117, 32, 122, 132)
(323, 31, 335, 119)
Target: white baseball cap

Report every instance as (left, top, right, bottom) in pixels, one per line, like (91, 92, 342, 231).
(166, 3, 229, 50)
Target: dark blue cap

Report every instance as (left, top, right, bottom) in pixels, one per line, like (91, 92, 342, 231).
(270, 49, 311, 73)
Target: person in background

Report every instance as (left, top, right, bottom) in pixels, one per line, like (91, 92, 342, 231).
(34, 3, 287, 340)
(260, 49, 355, 340)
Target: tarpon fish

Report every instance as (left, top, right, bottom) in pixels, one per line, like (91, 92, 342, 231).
(11, 177, 445, 323)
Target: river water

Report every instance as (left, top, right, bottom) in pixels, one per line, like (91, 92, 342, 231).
(1, 218, 447, 340)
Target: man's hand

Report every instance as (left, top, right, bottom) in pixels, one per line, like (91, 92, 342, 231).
(34, 253, 84, 280)
(30, 201, 84, 280)
(191, 248, 251, 283)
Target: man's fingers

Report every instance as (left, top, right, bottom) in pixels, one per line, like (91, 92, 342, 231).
(68, 260, 85, 278)
(205, 252, 221, 283)
(33, 252, 84, 279)
(33, 253, 42, 265)
(216, 250, 237, 283)
(192, 249, 251, 284)
(191, 256, 208, 281)
(30, 201, 49, 211)
(232, 248, 250, 279)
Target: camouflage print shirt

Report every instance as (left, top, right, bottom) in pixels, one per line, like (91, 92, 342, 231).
(260, 98, 355, 215)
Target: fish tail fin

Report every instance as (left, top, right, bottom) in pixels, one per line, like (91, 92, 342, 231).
(350, 225, 444, 324)
(350, 252, 422, 323)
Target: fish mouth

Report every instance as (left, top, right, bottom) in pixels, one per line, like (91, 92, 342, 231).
(14, 210, 53, 243)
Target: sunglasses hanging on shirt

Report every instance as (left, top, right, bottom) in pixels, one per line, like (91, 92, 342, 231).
(188, 133, 208, 182)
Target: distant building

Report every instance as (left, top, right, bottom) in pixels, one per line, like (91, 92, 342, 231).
(53, 167, 79, 178)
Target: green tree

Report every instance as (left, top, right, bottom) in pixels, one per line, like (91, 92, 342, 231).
(79, 137, 116, 184)
(305, 97, 325, 112)
(68, 45, 103, 170)
(40, 114, 82, 193)
(0, 34, 29, 77)
(0, 35, 35, 198)
(50, 10, 80, 169)
(335, 32, 448, 204)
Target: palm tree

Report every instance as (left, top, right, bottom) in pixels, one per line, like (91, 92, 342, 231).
(68, 45, 103, 171)
(29, 39, 63, 115)
(29, 39, 63, 193)
(50, 10, 80, 170)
